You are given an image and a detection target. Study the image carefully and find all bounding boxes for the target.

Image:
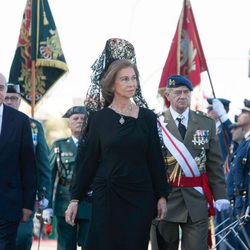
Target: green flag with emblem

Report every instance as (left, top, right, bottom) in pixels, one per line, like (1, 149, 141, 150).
(9, 0, 68, 106)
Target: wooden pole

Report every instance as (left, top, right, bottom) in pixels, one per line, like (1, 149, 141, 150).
(31, 60, 36, 118)
(206, 69, 231, 163)
(206, 69, 216, 98)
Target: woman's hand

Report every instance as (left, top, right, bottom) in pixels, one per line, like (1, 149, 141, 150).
(21, 208, 33, 222)
(157, 197, 167, 220)
(65, 200, 79, 226)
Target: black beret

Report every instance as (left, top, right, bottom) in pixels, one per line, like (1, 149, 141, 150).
(62, 106, 88, 118)
(7, 83, 20, 94)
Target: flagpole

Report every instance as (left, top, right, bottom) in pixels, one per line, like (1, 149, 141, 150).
(206, 69, 216, 98)
(31, 61, 36, 118)
(206, 68, 231, 158)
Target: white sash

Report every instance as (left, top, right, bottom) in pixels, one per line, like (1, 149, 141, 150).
(158, 116, 203, 194)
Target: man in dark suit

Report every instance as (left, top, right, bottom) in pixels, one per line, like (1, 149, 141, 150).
(0, 73, 37, 250)
(151, 75, 230, 250)
(4, 83, 52, 250)
(49, 106, 92, 250)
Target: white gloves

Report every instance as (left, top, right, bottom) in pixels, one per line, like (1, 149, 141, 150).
(214, 199, 230, 212)
(245, 206, 249, 217)
(42, 208, 53, 224)
(212, 99, 228, 122)
(39, 198, 49, 209)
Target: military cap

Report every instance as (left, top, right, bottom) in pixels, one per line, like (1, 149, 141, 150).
(166, 75, 193, 91)
(62, 106, 88, 118)
(241, 99, 250, 112)
(207, 98, 231, 113)
(7, 83, 20, 94)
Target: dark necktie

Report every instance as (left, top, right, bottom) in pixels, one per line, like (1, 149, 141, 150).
(176, 117, 186, 139)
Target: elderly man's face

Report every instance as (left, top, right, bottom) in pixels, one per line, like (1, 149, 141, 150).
(4, 93, 21, 110)
(68, 114, 85, 135)
(165, 86, 191, 114)
(0, 76, 6, 105)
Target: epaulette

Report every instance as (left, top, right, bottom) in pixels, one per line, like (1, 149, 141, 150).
(194, 110, 212, 119)
(53, 137, 69, 146)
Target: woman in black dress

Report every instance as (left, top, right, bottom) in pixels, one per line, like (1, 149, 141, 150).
(65, 59, 169, 250)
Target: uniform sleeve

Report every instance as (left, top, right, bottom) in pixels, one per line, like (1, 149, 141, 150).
(70, 113, 100, 201)
(222, 119, 233, 145)
(206, 118, 228, 200)
(147, 111, 171, 200)
(20, 116, 37, 210)
(35, 121, 52, 200)
(247, 143, 250, 209)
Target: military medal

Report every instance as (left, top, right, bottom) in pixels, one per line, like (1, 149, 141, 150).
(31, 122, 38, 146)
(192, 130, 209, 145)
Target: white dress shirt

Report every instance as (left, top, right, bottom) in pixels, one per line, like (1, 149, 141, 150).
(71, 135, 79, 147)
(0, 104, 3, 135)
(169, 106, 189, 128)
(244, 130, 250, 140)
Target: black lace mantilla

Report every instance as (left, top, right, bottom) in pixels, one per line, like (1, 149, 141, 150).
(84, 38, 148, 112)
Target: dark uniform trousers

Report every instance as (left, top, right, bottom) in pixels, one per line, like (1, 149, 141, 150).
(57, 217, 90, 250)
(50, 137, 92, 250)
(16, 119, 51, 250)
(151, 217, 208, 250)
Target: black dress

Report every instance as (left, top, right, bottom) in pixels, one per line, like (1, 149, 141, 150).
(71, 107, 169, 250)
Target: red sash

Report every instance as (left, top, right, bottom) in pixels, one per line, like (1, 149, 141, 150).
(170, 174, 215, 216)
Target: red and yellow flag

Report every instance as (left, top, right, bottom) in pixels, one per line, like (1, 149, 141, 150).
(159, 0, 208, 105)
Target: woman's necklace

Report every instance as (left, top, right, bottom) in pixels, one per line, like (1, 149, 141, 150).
(109, 102, 133, 125)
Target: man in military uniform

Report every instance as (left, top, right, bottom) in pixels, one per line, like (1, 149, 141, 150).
(4, 83, 52, 250)
(206, 97, 233, 250)
(226, 99, 250, 250)
(207, 97, 232, 165)
(151, 75, 230, 250)
(49, 106, 92, 250)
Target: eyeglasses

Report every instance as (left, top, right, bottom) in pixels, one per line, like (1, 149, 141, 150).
(171, 89, 191, 96)
(5, 96, 20, 101)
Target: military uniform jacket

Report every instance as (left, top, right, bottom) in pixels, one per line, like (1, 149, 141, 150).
(50, 137, 91, 218)
(163, 109, 227, 222)
(30, 118, 51, 200)
(227, 135, 250, 215)
(217, 119, 232, 162)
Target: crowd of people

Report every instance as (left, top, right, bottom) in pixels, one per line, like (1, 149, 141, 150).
(0, 38, 249, 250)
